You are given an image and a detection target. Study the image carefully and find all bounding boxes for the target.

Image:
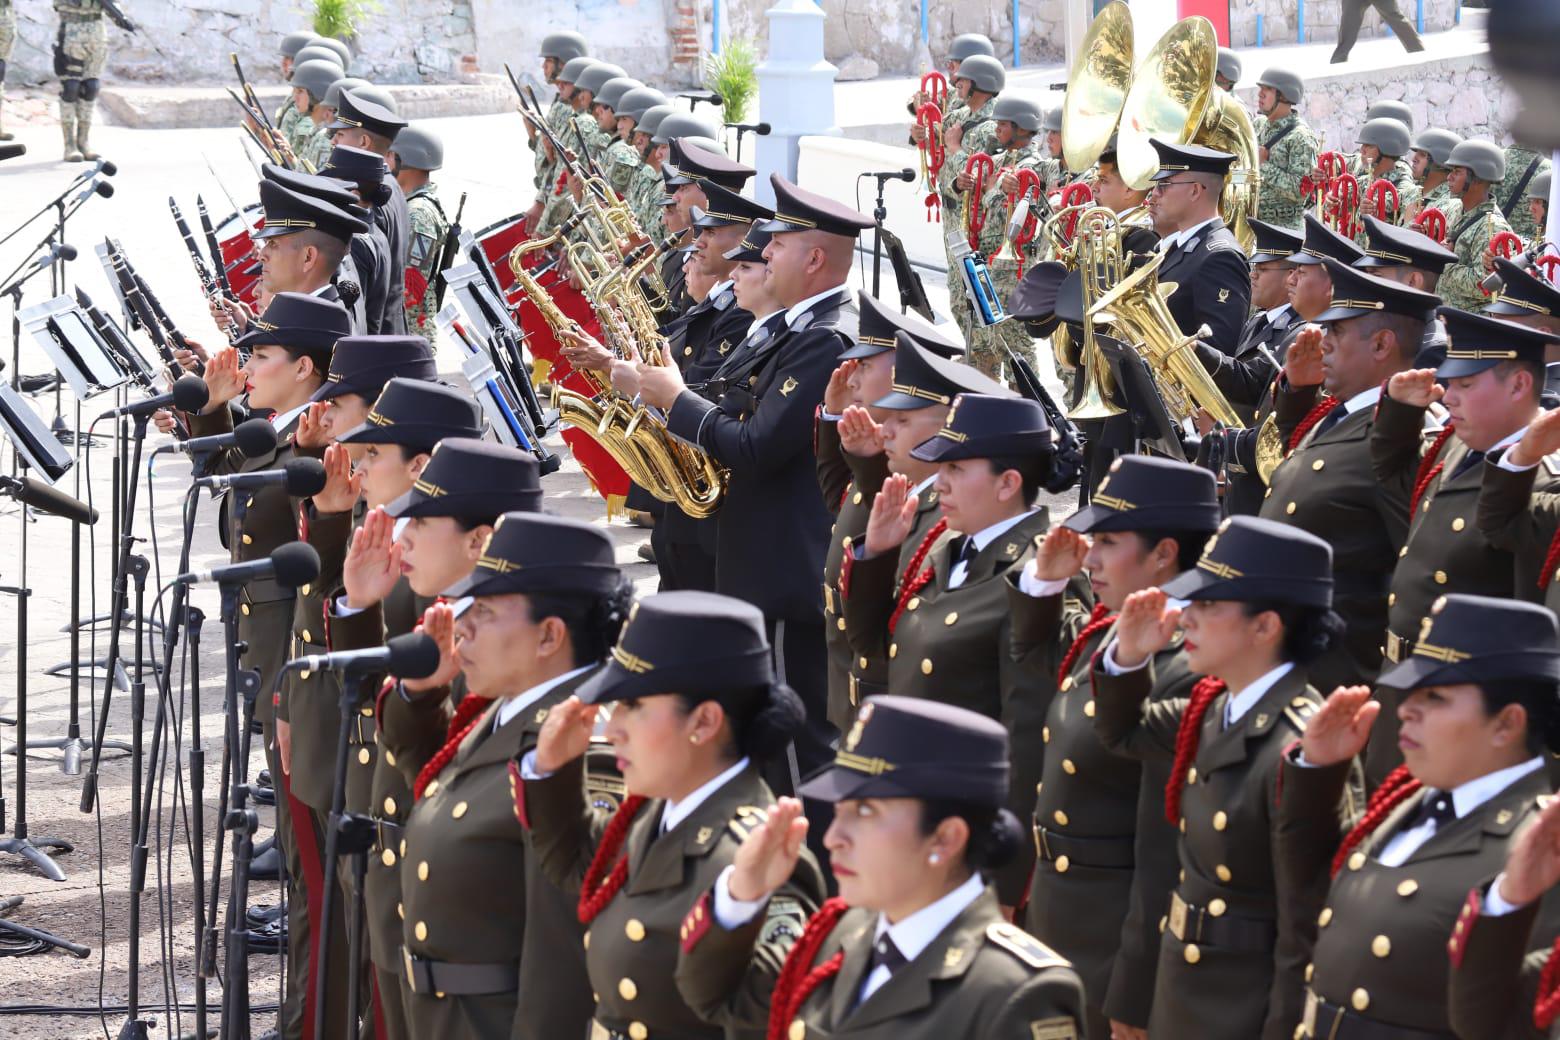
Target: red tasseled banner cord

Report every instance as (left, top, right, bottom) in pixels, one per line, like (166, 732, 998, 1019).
(1287, 395, 1343, 454)
(887, 518, 948, 635)
(1407, 425, 1457, 521)
(1056, 602, 1117, 688)
(1164, 677, 1228, 825)
(578, 794, 649, 925)
(1330, 765, 1422, 878)
(766, 897, 851, 1040)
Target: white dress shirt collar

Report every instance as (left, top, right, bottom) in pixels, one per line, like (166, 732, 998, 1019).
(910, 473, 939, 498)
(494, 664, 595, 731)
(748, 309, 785, 339)
(1342, 384, 1383, 416)
(705, 278, 734, 303)
(864, 872, 987, 996)
(270, 403, 310, 431)
(1446, 756, 1546, 820)
(784, 283, 852, 328)
(660, 756, 751, 834)
(1487, 424, 1529, 457)
(1163, 215, 1222, 253)
(1223, 661, 1295, 727)
(963, 509, 1036, 555)
(1265, 303, 1293, 324)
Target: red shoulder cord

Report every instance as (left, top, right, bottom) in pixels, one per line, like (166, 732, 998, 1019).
(1408, 425, 1457, 520)
(1535, 937, 1560, 1029)
(1286, 395, 1343, 454)
(1329, 764, 1422, 878)
(1056, 602, 1116, 688)
(411, 693, 495, 801)
(1540, 527, 1560, 592)
(1164, 677, 1228, 825)
(766, 897, 851, 1040)
(577, 793, 650, 924)
(887, 518, 949, 635)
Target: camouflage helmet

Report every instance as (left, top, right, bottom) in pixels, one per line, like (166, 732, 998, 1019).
(294, 44, 344, 70)
(1041, 106, 1064, 133)
(1445, 139, 1507, 183)
(575, 62, 628, 100)
(1357, 117, 1412, 159)
(673, 135, 726, 157)
(638, 104, 676, 140)
(540, 31, 589, 63)
(1216, 47, 1242, 87)
(291, 59, 344, 103)
(1527, 169, 1551, 202)
(1411, 127, 1463, 167)
(1366, 99, 1414, 132)
(280, 31, 317, 60)
(618, 87, 670, 124)
(324, 76, 373, 111)
(390, 125, 443, 172)
(993, 94, 1045, 132)
(1256, 66, 1304, 105)
(557, 56, 597, 85)
(948, 34, 996, 64)
(954, 54, 1006, 95)
(349, 83, 399, 114)
(595, 77, 644, 113)
(653, 113, 722, 146)
(313, 37, 352, 68)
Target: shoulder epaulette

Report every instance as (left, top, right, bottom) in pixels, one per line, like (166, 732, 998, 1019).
(984, 922, 1070, 970)
(1283, 694, 1320, 732)
(726, 804, 768, 843)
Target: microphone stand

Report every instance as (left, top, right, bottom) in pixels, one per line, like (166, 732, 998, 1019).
(862, 172, 898, 299)
(218, 611, 269, 1040)
(0, 161, 105, 250)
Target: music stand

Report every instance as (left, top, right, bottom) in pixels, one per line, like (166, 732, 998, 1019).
(18, 295, 130, 401)
(0, 384, 77, 879)
(436, 302, 534, 451)
(1095, 333, 1186, 461)
(880, 228, 934, 323)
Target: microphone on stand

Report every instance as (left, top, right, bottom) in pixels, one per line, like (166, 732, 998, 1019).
(73, 179, 114, 205)
(725, 121, 771, 135)
(195, 456, 327, 495)
(0, 475, 99, 525)
(173, 540, 320, 588)
(865, 168, 917, 183)
(287, 632, 441, 678)
(96, 374, 210, 421)
(15, 242, 78, 279)
(160, 417, 278, 459)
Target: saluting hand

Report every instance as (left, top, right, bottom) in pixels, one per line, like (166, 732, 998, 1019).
(343, 507, 401, 610)
(837, 405, 885, 458)
(1112, 588, 1180, 670)
(1284, 325, 1325, 388)
(728, 797, 809, 903)
(1506, 406, 1560, 468)
(312, 443, 363, 516)
(1029, 525, 1089, 583)
(201, 347, 246, 412)
(534, 696, 599, 775)
(1386, 368, 1444, 409)
(1300, 686, 1379, 767)
(823, 359, 858, 416)
(864, 473, 919, 556)
(402, 603, 464, 694)
(294, 400, 331, 451)
(1498, 795, 1560, 907)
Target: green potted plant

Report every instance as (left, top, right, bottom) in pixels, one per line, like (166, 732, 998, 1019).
(704, 37, 758, 125)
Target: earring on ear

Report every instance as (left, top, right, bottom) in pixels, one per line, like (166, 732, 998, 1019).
(928, 852, 941, 865)
(689, 734, 700, 745)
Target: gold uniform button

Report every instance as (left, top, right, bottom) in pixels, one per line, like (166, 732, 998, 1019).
(385, 750, 396, 767)
(1352, 988, 1370, 1012)
(1212, 811, 1228, 831)
(1372, 935, 1391, 958)
(425, 780, 440, 798)
(1397, 879, 1419, 897)
(418, 861, 429, 882)
(1285, 502, 1297, 515)
(836, 617, 846, 631)
(1184, 943, 1201, 965)
(1053, 810, 1068, 827)
(1434, 571, 1448, 585)
(944, 611, 958, 625)
(888, 644, 897, 659)
(1186, 767, 1197, 785)
(842, 535, 851, 548)
(1318, 907, 1333, 927)
(1083, 699, 1095, 717)
(381, 848, 396, 867)
(300, 669, 311, 680)
(1312, 459, 1325, 471)
(1388, 593, 1396, 607)
(1054, 855, 1069, 873)
(859, 656, 869, 669)
(852, 491, 862, 505)
(1399, 546, 1409, 558)
(1215, 864, 1232, 882)
(241, 603, 251, 616)
(401, 840, 407, 855)
(619, 978, 638, 1001)
(299, 583, 311, 597)
(453, 801, 469, 819)
(357, 748, 371, 765)
(1305, 963, 1314, 982)
(384, 797, 397, 816)
(1349, 852, 1366, 871)
(1042, 726, 1050, 743)
(1452, 517, 1465, 532)
(1208, 898, 1227, 917)
(1062, 758, 1076, 775)
(907, 597, 920, 611)
(242, 533, 253, 545)
(625, 919, 646, 942)
(630, 1024, 649, 1040)
(1060, 676, 1074, 692)
(921, 658, 933, 675)
(583, 931, 590, 950)
(683, 346, 692, 357)
(789, 1020, 807, 1040)
(415, 921, 428, 942)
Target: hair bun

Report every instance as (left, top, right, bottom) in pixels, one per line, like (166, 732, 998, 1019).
(741, 682, 805, 761)
(973, 808, 1024, 872)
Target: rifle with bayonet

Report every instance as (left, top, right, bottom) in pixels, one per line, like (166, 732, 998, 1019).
(171, 197, 242, 343)
(430, 191, 467, 313)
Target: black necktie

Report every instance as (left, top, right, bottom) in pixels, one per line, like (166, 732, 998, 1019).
(868, 934, 908, 978)
(1449, 450, 1486, 481)
(954, 536, 980, 571)
(1412, 791, 1457, 830)
(1312, 404, 1350, 439)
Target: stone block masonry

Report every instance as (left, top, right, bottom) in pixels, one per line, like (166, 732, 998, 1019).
(1228, 0, 1457, 48)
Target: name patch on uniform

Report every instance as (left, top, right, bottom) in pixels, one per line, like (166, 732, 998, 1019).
(1030, 1018, 1078, 1040)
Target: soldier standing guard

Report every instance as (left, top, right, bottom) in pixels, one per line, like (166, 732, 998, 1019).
(1438, 140, 1515, 312)
(273, 31, 318, 146)
(389, 125, 449, 335)
(1, 0, 16, 141)
(1253, 67, 1321, 230)
(594, 76, 645, 197)
(286, 58, 345, 172)
(53, 0, 115, 162)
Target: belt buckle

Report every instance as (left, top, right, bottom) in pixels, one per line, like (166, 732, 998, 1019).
(848, 673, 860, 707)
(1032, 821, 1050, 861)
(1302, 989, 1318, 1037)
(1168, 892, 1189, 942)
(401, 947, 419, 994)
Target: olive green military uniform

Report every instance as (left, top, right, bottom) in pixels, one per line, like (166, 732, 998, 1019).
(404, 182, 449, 334)
(538, 110, 613, 237)
(1441, 199, 1515, 312)
(1259, 387, 1412, 696)
(1420, 179, 1463, 229)
(1445, 876, 1560, 1040)
(380, 670, 599, 1040)
(1092, 661, 1339, 1040)
(522, 758, 825, 1040)
(680, 886, 1087, 1040)
(1, 1, 17, 140)
(1477, 453, 1560, 615)
(534, 95, 571, 192)
(840, 508, 1054, 904)
(957, 140, 1045, 379)
(1011, 589, 1191, 1036)
(1281, 753, 1552, 1039)
(1256, 112, 1322, 230)
(1501, 146, 1551, 244)
(53, 0, 108, 157)
(605, 137, 641, 198)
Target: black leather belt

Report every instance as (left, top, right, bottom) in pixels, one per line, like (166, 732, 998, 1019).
(1303, 990, 1455, 1040)
(1032, 822, 1135, 869)
(1167, 891, 1276, 952)
(402, 949, 517, 996)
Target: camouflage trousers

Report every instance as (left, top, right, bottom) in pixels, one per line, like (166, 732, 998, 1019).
(948, 256, 1036, 384)
(1, 3, 14, 112)
(55, 15, 107, 81)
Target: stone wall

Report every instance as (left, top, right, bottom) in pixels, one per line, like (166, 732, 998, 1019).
(1231, 50, 1519, 149)
(468, 0, 676, 91)
(1227, 0, 1456, 48)
(724, 0, 1067, 79)
(5, 0, 477, 85)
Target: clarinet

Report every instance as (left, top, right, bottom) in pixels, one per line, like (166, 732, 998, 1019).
(170, 198, 241, 343)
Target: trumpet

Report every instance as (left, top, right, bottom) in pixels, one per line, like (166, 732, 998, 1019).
(991, 167, 1045, 275)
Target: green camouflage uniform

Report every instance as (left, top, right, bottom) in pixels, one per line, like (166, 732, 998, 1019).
(1419, 179, 1463, 228)
(1440, 198, 1513, 311)
(53, 0, 109, 158)
(287, 102, 319, 159)
(604, 137, 640, 198)
(939, 96, 1000, 355)
(404, 181, 449, 334)
(1499, 145, 1551, 242)
(536, 111, 612, 236)
(534, 96, 572, 193)
(299, 119, 333, 172)
(1, 0, 14, 139)
(629, 160, 667, 245)
(275, 96, 303, 149)
(953, 138, 1045, 379)
(1255, 111, 1321, 230)
(1351, 158, 1422, 244)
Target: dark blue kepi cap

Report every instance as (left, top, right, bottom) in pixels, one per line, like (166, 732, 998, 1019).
(327, 89, 407, 140)
(1291, 213, 1367, 267)
(757, 174, 875, 238)
(319, 144, 387, 188)
(910, 392, 1055, 463)
(576, 591, 775, 705)
(312, 335, 436, 402)
(443, 512, 620, 599)
(1315, 256, 1441, 323)
(723, 225, 774, 264)
(1066, 455, 1221, 534)
(254, 178, 369, 243)
(1160, 515, 1333, 608)
(842, 292, 964, 360)
(873, 332, 1007, 411)
(1435, 306, 1560, 379)
(691, 181, 773, 229)
(1247, 218, 1303, 264)
(336, 377, 484, 450)
(1484, 257, 1560, 320)
(1147, 138, 1236, 180)
(233, 291, 353, 363)
(799, 695, 1009, 808)
(666, 139, 754, 191)
(1377, 593, 1560, 690)
(1355, 215, 1457, 273)
(386, 438, 543, 519)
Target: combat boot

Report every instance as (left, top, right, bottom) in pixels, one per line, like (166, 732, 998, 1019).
(75, 100, 100, 162)
(59, 99, 82, 162)
(0, 95, 14, 142)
